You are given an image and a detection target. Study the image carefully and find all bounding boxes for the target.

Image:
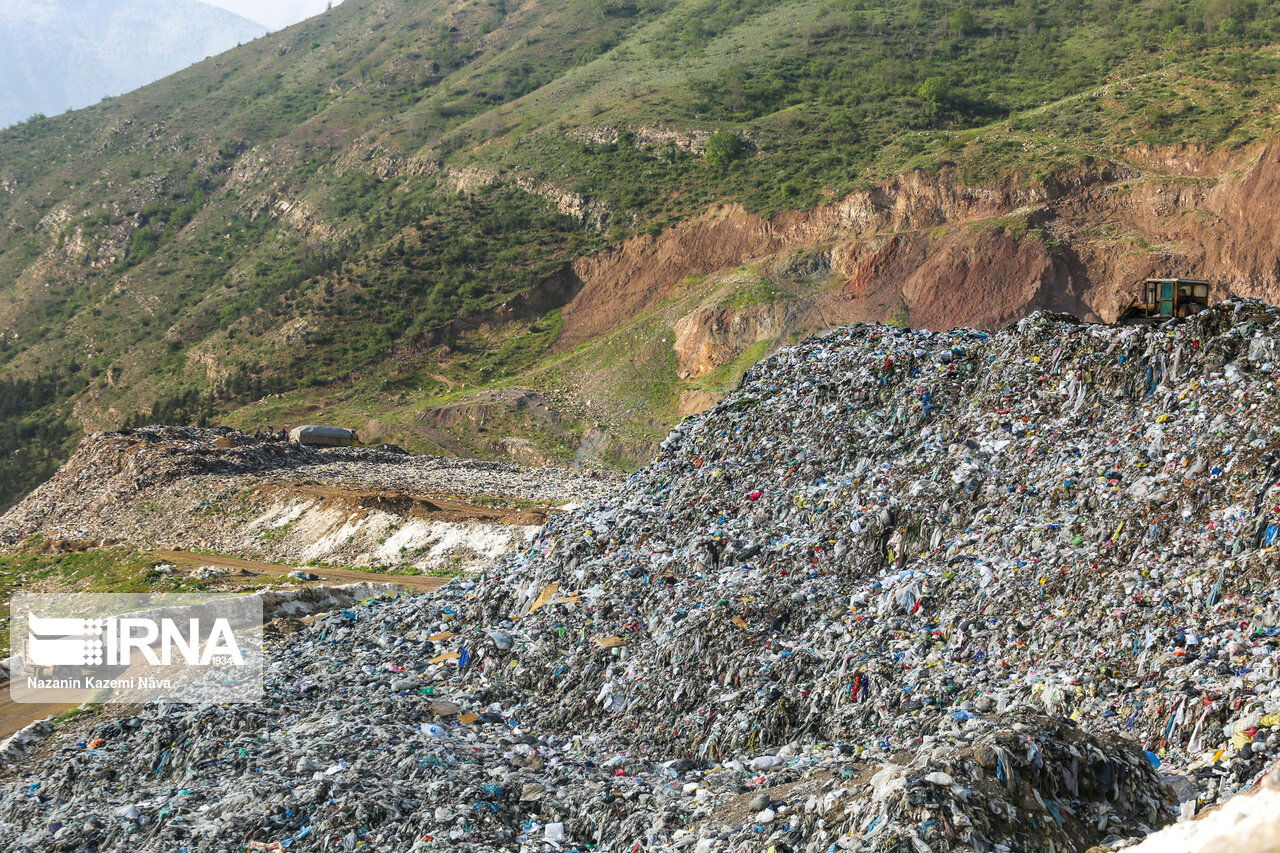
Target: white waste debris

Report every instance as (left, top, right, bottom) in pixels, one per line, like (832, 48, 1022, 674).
(0, 426, 618, 571)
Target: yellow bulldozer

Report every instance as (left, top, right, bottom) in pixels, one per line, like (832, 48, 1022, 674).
(1117, 278, 1212, 323)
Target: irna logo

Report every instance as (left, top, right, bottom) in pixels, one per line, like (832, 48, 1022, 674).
(12, 592, 264, 705)
(25, 612, 245, 667)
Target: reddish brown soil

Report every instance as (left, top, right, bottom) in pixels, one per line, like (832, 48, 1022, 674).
(248, 481, 551, 526)
(550, 139, 1280, 352)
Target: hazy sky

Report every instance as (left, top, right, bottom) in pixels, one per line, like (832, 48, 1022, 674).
(201, 0, 342, 31)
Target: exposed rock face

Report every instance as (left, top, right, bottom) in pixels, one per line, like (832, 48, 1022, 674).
(550, 140, 1280, 363)
(673, 305, 787, 379)
(417, 389, 561, 431)
(676, 389, 720, 417)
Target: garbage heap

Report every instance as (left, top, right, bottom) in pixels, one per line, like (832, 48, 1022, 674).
(0, 599, 1172, 853)
(0, 426, 409, 546)
(465, 300, 1280, 784)
(10, 300, 1280, 851)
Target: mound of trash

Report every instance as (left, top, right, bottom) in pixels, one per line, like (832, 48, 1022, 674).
(464, 300, 1280, 791)
(0, 426, 408, 547)
(0, 591, 1171, 852)
(9, 300, 1280, 851)
(0, 426, 617, 569)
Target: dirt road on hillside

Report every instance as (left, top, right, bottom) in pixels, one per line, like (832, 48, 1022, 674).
(248, 481, 553, 526)
(153, 550, 456, 592)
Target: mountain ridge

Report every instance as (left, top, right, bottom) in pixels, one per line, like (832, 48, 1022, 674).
(0, 0, 267, 128)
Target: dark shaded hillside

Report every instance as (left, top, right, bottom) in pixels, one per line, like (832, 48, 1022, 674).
(5, 0, 1280, 509)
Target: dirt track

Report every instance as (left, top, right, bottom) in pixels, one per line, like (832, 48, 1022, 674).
(153, 550, 455, 592)
(0, 554, 452, 739)
(248, 481, 552, 526)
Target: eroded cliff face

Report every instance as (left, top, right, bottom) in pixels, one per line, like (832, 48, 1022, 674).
(672, 304, 790, 379)
(554, 171, 1054, 351)
(421, 137, 1277, 442)
(540, 139, 1280, 386)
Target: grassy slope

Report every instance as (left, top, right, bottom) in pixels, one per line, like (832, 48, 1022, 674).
(3, 0, 1280, 506)
(221, 257, 825, 464)
(0, 546, 311, 651)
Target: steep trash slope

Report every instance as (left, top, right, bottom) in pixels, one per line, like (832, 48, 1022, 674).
(7, 302, 1280, 851)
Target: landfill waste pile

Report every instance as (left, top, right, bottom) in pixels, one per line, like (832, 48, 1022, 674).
(0, 426, 618, 571)
(9, 300, 1280, 851)
(1124, 765, 1280, 853)
(0, 594, 1171, 853)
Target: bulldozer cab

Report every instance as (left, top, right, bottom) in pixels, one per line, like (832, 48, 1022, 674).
(1119, 278, 1211, 323)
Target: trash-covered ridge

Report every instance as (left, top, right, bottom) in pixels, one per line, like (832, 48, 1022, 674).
(0, 427, 618, 570)
(476, 300, 1280, 771)
(7, 301, 1280, 852)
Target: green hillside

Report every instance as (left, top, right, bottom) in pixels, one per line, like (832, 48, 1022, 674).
(4, 0, 1280, 509)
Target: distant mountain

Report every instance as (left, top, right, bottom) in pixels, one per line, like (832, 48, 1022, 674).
(203, 0, 338, 32)
(0, 0, 265, 128)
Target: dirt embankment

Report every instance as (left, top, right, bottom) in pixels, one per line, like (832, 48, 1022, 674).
(549, 140, 1280, 351)
(249, 481, 552, 527)
(553, 172, 1059, 348)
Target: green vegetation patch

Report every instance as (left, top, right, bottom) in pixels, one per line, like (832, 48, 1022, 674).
(5, 0, 1280, 510)
(0, 547, 209, 652)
